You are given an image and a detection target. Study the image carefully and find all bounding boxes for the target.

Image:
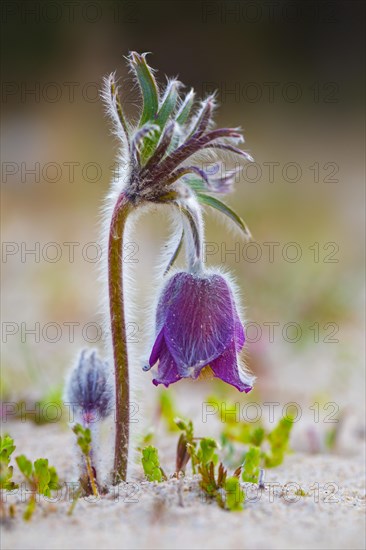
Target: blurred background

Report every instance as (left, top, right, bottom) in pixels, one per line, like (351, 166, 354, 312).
(1, 0, 365, 454)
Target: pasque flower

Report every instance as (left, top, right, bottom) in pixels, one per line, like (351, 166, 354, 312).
(65, 349, 114, 425)
(145, 271, 253, 392)
(101, 52, 253, 481)
(65, 349, 114, 493)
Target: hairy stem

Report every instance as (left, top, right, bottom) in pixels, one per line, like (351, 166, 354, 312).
(179, 197, 204, 275)
(108, 192, 132, 483)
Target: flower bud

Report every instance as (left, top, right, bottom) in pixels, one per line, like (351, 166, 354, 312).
(65, 349, 114, 425)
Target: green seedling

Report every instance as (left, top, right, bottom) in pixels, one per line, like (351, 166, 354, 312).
(188, 437, 220, 472)
(249, 426, 266, 447)
(0, 435, 18, 520)
(15, 455, 59, 520)
(225, 476, 245, 511)
(242, 445, 261, 484)
(72, 423, 99, 497)
(175, 418, 220, 475)
(210, 396, 294, 471)
(264, 415, 294, 468)
(199, 460, 244, 511)
(0, 435, 18, 491)
(141, 446, 166, 482)
(197, 438, 219, 466)
(199, 461, 227, 500)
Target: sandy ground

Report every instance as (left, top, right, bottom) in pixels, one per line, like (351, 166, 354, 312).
(1, 421, 365, 550)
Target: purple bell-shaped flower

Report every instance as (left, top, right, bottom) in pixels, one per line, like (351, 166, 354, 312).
(146, 271, 254, 392)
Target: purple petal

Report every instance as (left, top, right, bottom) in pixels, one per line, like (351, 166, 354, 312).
(210, 340, 253, 393)
(149, 328, 165, 367)
(159, 273, 235, 375)
(165, 165, 210, 186)
(150, 129, 243, 184)
(151, 337, 182, 388)
(191, 96, 215, 137)
(204, 143, 254, 162)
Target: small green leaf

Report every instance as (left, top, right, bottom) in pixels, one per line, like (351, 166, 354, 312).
(0, 435, 18, 490)
(72, 423, 91, 456)
(14, 452, 59, 519)
(0, 463, 18, 490)
(141, 446, 164, 482)
(174, 417, 194, 440)
(198, 438, 219, 465)
(130, 52, 159, 125)
(16, 455, 33, 479)
(34, 458, 51, 496)
(0, 434, 16, 461)
(242, 446, 261, 484)
(250, 426, 265, 447)
(48, 466, 59, 491)
(197, 193, 251, 238)
(264, 415, 294, 468)
(225, 476, 245, 511)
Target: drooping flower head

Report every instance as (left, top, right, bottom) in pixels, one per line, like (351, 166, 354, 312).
(104, 53, 254, 399)
(65, 349, 114, 424)
(145, 271, 254, 392)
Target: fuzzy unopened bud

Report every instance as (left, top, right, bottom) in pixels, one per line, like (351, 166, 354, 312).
(65, 349, 114, 425)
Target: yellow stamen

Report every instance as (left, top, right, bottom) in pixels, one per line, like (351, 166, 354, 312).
(197, 365, 215, 381)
